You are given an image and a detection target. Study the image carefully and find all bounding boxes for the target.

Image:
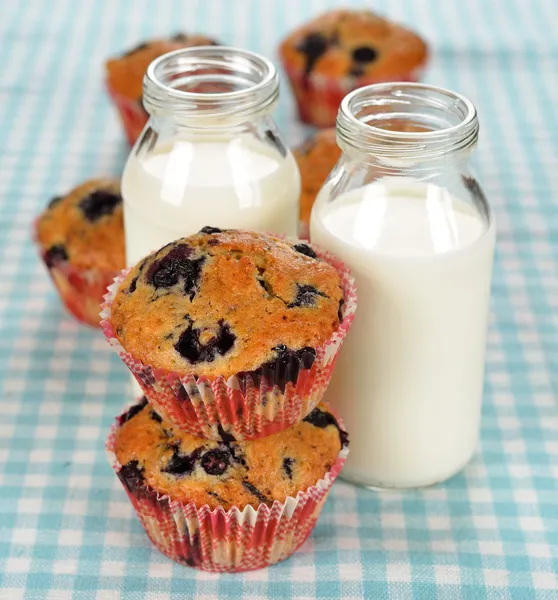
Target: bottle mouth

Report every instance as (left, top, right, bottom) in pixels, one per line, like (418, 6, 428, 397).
(337, 83, 479, 160)
(143, 46, 279, 124)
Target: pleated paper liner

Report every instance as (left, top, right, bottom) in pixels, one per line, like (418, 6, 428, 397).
(46, 260, 116, 327)
(106, 84, 148, 146)
(34, 223, 116, 328)
(106, 400, 348, 573)
(281, 63, 427, 129)
(100, 244, 357, 441)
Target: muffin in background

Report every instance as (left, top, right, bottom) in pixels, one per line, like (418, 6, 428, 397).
(293, 129, 341, 239)
(279, 10, 428, 127)
(101, 228, 357, 441)
(105, 33, 220, 145)
(35, 179, 124, 327)
(108, 396, 349, 571)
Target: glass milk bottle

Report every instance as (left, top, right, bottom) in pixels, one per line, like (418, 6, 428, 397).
(122, 46, 300, 266)
(310, 83, 496, 489)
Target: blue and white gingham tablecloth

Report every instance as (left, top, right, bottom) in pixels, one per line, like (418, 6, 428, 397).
(0, 0, 557, 598)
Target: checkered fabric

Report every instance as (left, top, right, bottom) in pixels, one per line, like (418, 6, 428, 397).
(0, 0, 557, 598)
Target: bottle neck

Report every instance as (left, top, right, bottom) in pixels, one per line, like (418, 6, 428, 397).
(336, 83, 479, 169)
(143, 46, 279, 128)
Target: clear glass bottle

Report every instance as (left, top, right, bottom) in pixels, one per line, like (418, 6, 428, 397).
(122, 46, 300, 267)
(310, 83, 496, 489)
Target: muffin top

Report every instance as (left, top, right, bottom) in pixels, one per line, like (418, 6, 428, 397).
(106, 33, 220, 99)
(36, 178, 124, 273)
(294, 129, 341, 230)
(109, 229, 344, 377)
(279, 9, 427, 80)
(114, 397, 347, 510)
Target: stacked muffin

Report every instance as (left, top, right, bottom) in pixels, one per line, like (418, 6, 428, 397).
(101, 228, 357, 572)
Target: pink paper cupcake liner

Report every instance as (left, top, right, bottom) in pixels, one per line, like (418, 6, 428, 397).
(100, 244, 357, 441)
(34, 224, 116, 328)
(106, 84, 148, 146)
(44, 259, 116, 328)
(283, 62, 427, 129)
(106, 401, 348, 572)
(299, 222, 310, 241)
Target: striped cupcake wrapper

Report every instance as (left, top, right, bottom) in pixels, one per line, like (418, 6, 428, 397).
(282, 62, 428, 129)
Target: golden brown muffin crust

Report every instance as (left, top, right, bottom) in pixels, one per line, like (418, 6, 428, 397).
(294, 129, 341, 229)
(106, 33, 220, 99)
(36, 178, 124, 272)
(114, 398, 346, 510)
(279, 9, 427, 80)
(110, 229, 344, 377)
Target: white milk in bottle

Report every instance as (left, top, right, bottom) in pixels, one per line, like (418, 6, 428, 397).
(310, 83, 496, 489)
(312, 179, 495, 488)
(122, 46, 300, 267)
(123, 136, 299, 265)
(121, 47, 300, 395)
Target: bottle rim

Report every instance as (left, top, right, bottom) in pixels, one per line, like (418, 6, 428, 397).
(337, 82, 479, 160)
(143, 46, 279, 123)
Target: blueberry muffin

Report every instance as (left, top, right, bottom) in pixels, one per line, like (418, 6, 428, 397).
(35, 178, 124, 327)
(293, 129, 341, 238)
(108, 397, 349, 571)
(279, 10, 428, 127)
(105, 33, 221, 144)
(114, 397, 347, 510)
(109, 228, 344, 377)
(102, 228, 356, 440)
